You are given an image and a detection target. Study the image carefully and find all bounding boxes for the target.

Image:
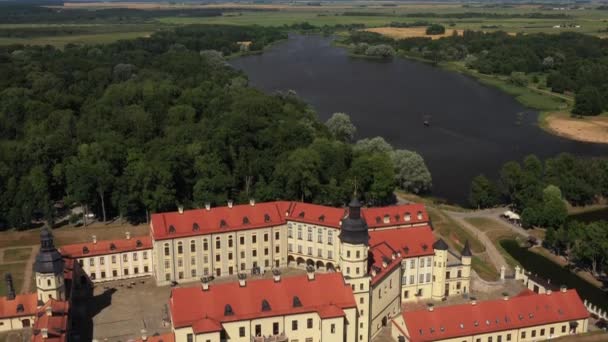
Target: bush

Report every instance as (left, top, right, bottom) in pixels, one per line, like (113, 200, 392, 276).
(426, 24, 446, 35)
(365, 44, 396, 58)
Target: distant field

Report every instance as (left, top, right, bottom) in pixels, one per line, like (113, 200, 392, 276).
(366, 27, 463, 39)
(0, 31, 152, 47)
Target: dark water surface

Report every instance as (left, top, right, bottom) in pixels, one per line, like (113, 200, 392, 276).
(230, 35, 608, 205)
(568, 208, 608, 223)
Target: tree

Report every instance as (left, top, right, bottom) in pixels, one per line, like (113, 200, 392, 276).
(426, 24, 446, 35)
(274, 148, 321, 202)
(325, 112, 356, 142)
(365, 44, 395, 58)
(391, 149, 432, 194)
(572, 221, 608, 274)
(349, 153, 395, 205)
(469, 174, 500, 208)
(353, 137, 393, 155)
(572, 86, 604, 116)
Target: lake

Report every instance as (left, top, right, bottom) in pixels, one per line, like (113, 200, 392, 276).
(230, 34, 608, 205)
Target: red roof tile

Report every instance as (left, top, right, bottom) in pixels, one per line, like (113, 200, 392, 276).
(60, 236, 152, 258)
(31, 299, 69, 342)
(368, 226, 435, 285)
(364, 203, 428, 229)
(400, 289, 589, 342)
(0, 293, 38, 319)
(170, 272, 356, 333)
(151, 201, 430, 241)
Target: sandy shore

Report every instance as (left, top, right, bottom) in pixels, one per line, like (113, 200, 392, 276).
(365, 27, 463, 40)
(546, 113, 608, 144)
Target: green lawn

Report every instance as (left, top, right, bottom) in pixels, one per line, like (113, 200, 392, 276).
(3, 248, 32, 263)
(0, 263, 26, 296)
(428, 206, 486, 254)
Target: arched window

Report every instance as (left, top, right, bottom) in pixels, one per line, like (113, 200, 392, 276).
(177, 242, 183, 254)
(164, 243, 170, 256)
(190, 240, 196, 253)
(47, 279, 51, 287)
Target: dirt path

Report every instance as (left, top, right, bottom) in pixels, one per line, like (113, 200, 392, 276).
(444, 210, 510, 273)
(20, 245, 38, 294)
(547, 113, 608, 144)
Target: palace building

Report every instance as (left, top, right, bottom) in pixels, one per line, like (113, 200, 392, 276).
(154, 198, 472, 342)
(391, 287, 589, 342)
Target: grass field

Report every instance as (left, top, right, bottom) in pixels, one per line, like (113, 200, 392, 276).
(3, 248, 32, 263)
(0, 263, 26, 296)
(0, 31, 152, 48)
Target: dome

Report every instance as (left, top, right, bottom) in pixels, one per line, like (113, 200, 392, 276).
(338, 197, 369, 245)
(34, 227, 64, 275)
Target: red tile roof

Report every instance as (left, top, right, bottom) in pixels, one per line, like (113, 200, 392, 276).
(151, 201, 429, 240)
(368, 226, 436, 285)
(0, 293, 38, 319)
(134, 332, 176, 342)
(364, 203, 428, 229)
(400, 289, 589, 342)
(31, 299, 69, 342)
(170, 272, 356, 333)
(59, 236, 152, 258)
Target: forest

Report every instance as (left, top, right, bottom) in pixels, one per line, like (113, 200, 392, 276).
(345, 30, 608, 115)
(0, 24, 431, 229)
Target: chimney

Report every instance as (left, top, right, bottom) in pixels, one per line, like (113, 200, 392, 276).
(45, 306, 52, 316)
(5, 273, 15, 300)
(238, 273, 247, 287)
(382, 260, 388, 268)
(470, 297, 477, 305)
(547, 289, 552, 295)
(92, 235, 97, 244)
(502, 292, 509, 301)
(417, 211, 423, 220)
(141, 329, 148, 341)
(427, 303, 434, 312)
(41, 328, 48, 339)
(560, 285, 567, 293)
(178, 205, 184, 214)
(391, 252, 396, 260)
(205, 202, 211, 211)
(228, 200, 233, 209)
(272, 269, 281, 283)
(249, 198, 255, 206)
(125, 231, 131, 240)
(306, 265, 315, 281)
(201, 277, 210, 291)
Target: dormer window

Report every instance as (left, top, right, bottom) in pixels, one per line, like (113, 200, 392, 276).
(192, 223, 200, 232)
(383, 215, 390, 224)
(293, 296, 302, 308)
(243, 216, 250, 225)
(474, 320, 479, 327)
(261, 299, 271, 311)
(394, 214, 400, 222)
(405, 212, 411, 221)
(485, 320, 490, 325)
(375, 216, 381, 223)
(298, 211, 305, 218)
(220, 220, 227, 228)
(109, 243, 116, 251)
(318, 215, 325, 222)
(83, 246, 89, 254)
(136, 240, 143, 248)
(417, 211, 423, 220)
(403, 246, 409, 254)
(16, 304, 24, 313)
(264, 214, 271, 223)
(422, 244, 428, 251)
(224, 304, 234, 316)
(168, 225, 176, 234)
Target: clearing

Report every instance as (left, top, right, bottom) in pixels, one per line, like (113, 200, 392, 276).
(546, 113, 608, 144)
(365, 27, 463, 40)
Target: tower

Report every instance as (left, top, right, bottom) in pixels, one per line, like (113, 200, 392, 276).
(339, 197, 370, 342)
(460, 240, 472, 294)
(431, 238, 448, 300)
(34, 227, 65, 303)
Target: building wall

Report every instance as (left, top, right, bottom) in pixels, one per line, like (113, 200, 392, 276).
(431, 250, 448, 300)
(286, 222, 340, 270)
(370, 266, 401, 339)
(77, 248, 153, 282)
(0, 315, 35, 332)
(35, 272, 65, 302)
(340, 242, 370, 342)
(155, 224, 287, 286)
(444, 265, 470, 297)
(400, 255, 434, 302)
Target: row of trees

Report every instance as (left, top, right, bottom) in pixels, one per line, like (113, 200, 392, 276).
(469, 154, 608, 228)
(545, 220, 608, 275)
(345, 30, 608, 115)
(0, 24, 432, 229)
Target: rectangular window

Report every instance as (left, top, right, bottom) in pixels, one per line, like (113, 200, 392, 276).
(276, 246, 280, 253)
(239, 327, 245, 337)
(318, 248, 323, 257)
(275, 232, 280, 240)
(228, 239, 233, 248)
(264, 248, 269, 256)
(521, 331, 526, 339)
(307, 318, 313, 329)
(165, 273, 171, 281)
(506, 333, 511, 341)
(203, 240, 208, 251)
(112, 270, 118, 277)
(488, 337, 492, 342)
(540, 329, 545, 336)
(164, 260, 170, 269)
(252, 235, 257, 243)
(410, 260, 415, 269)
(134, 267, 139, 274)
(264, 233, 269, 242)
(100, 257, 105, 265)
(404, 290, 409, 298)
(550, 328, 554, 335)
(178, 259, 183, 267)
(89, 259, 94, 266)
(111, 255, 116, 264)
(215, 255, 220, 262)
(420, 258, 425, 267)
(252, 250, 257, 257)
(298, 245, 302, 254)
(418, 274, 424, 284)
(288, 226, 293, 238)
(191, 269, 196, 277)
(307, 247, 312, 255)
(240, 236, 245, 245)
(144, 266, 149, 273)
(328, 230, 333, 245)
(133, 252, 138, 261)
(318, 230, 323, 243)
(228, 252, 233, 260)
(203, 255, 208, 263)
(328, 250, 333, 259)
(101, 271, 106, 278)
(292, 320, 298, 331)
(426, 273, 431, 283)
(143, 251, 148, 260)
(410, 275, 415, 284)
(240, 251, 245, 258)
(216, 240, 220, 249)
(562, 325, 566, 333)
(307, 227, 312, 241)
(297, 227, 302, 240)
(123, 254, 128, 262)
(497, 336, 502, 342)
(186, 334, 193, 342)
(255, 324, 261, 336)
(191, 257, 196, 265)
(532, 330, 536, 338)
(273, 322, 279, 335)
(124, 269, 129, 275)
(288, 243, 293, 252)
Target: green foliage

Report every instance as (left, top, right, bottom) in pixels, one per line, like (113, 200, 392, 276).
(364, 44, 396, 59)
(390, 150, 432, 194)
(426, 24, 446, 35)
(325, 112, 356, 142)
(572, 86, 604, 116)
(469, 174, 500, 208)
